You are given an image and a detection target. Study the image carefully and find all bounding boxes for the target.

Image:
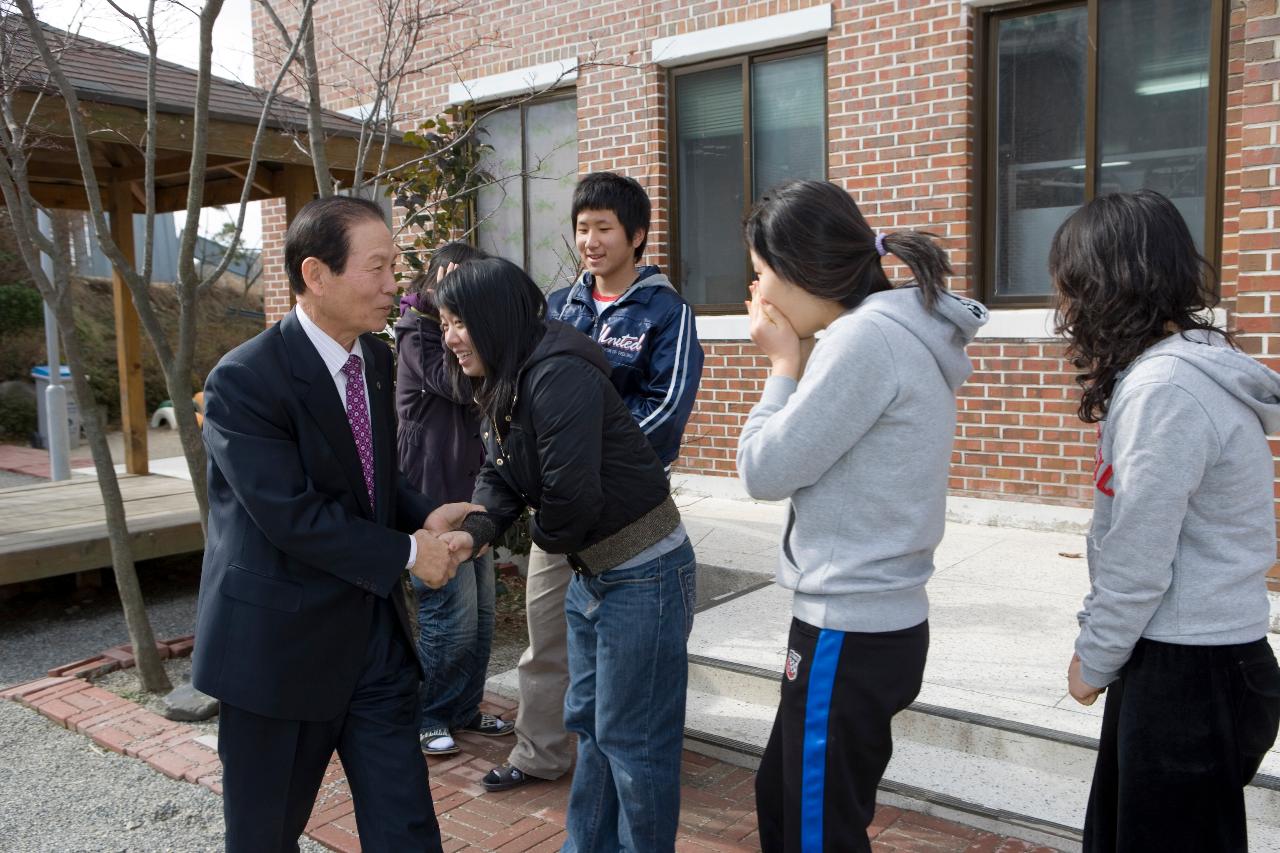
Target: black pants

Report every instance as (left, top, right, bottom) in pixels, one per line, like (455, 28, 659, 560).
(218, 599, 443, 853)
(1084, 637, 1280, 853)
(755, 617, 929, 853)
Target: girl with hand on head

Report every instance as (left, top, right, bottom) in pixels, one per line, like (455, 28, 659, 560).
(394, 242, 515, 757)
(1055, 190, 1280, 852)
(736, 180, 988, 853)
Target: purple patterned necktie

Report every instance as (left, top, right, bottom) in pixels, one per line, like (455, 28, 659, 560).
(341, 354, 375, 510)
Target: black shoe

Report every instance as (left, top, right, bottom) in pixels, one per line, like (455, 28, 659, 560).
(460, 712, 515, 738)
(481, 763, 539, 792)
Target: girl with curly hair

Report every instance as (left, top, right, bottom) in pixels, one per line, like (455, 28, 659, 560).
(1056, 189, 1280, 851)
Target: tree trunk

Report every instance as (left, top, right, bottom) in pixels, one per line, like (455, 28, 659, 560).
(302, 15, 333, 197)
(50, 213, 172, 694)
(161, 363, 209, 530)
(62, 324, 173, 694)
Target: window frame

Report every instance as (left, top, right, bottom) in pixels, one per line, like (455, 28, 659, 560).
(471, 91, 579, 282)
(976, 0, 1229, 308)
(668, 41, 829, 315)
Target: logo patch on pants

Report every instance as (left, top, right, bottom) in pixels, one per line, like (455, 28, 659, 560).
(785, 648, 802, 681)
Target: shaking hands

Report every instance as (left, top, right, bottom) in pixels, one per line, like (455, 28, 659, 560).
(409, 502, 488, 589)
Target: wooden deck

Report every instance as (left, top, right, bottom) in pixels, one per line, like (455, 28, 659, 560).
(0, 475, 204, 586)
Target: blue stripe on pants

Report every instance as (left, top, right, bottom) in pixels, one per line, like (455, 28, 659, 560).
(800, 629, 845, 852)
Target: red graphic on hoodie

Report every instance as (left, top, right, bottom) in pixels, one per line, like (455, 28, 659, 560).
(1094, 427, 1115, 497)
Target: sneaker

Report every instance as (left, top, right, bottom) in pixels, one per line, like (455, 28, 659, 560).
(481, 762, 538, 792)
(460, 712, 515, 738)
(418, 726, 460, 756)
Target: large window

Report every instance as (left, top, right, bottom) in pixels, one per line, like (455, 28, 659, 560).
(671, 46, 826, 311)
(475, 95, 579, 291)
(982, 0, 1225, 305)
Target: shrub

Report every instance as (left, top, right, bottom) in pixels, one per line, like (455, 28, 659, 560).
(0, 327, 47, 383)
(0, 284, 43, 335)
(0, 382, 37, 441)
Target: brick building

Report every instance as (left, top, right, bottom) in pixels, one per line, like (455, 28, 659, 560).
(253, 0, 1280, 534)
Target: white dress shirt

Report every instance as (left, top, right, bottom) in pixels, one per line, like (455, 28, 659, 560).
(294, 305, 417, 570)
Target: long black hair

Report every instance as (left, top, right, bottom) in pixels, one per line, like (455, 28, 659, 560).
(744, 180, 952, 310)
(406, 241, 488, 316)
(1050, 189, 1225, 423)
(435, 257, 547, 428)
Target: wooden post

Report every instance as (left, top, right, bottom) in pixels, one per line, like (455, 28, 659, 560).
(280, 165, 316, 310)
(110, 182, 148, 475)
(281, 163, 316, 223)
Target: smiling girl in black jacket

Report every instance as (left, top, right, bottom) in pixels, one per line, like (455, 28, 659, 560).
(435, 257, 696, 853)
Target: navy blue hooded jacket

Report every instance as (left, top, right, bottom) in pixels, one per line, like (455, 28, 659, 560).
(547, 266, 704, 467)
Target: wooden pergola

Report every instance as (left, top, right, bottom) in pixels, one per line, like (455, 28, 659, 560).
(9, 19, 421, 474)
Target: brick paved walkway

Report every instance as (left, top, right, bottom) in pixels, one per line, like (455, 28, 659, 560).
(0, 444, 91, 479)
(2, 674, 1062, 852)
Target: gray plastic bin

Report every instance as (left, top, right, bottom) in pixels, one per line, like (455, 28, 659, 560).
(31, 365, 82, 450)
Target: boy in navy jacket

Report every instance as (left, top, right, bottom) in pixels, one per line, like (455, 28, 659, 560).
(547, 173, 703, 467)
(482, 171, 704, 792)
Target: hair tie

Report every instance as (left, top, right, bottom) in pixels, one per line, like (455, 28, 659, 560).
(874, 232, 889, 257)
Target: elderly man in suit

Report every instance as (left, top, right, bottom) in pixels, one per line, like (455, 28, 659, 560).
(193, 195, 472, 852)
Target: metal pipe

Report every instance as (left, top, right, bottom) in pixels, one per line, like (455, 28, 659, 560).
(37, 208, 71, 481)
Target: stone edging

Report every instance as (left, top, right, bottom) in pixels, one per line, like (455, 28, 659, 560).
(0, 638, 363, 852)
(1, 651, 542, 853)
(44, 634, 195, 680)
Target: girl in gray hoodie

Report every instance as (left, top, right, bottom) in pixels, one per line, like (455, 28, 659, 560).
(1055, 190, 1280, 852)
(737, 180, 988, 853)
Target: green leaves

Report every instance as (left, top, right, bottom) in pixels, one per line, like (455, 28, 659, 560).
(389, 107, 490, 273)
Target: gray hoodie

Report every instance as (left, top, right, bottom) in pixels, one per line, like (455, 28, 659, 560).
(1076, 330, 1280, 688)
(737, 286, 989, 632)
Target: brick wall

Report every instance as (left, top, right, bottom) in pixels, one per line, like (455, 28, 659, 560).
(1234, 0, 1280, 550)
(254, 0, 1279, 518)
(676, 342, 1097, 507)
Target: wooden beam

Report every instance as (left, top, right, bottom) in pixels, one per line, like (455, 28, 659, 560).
(25, 153, 251, 188)
(24, 160, 104, 182)
(21, 182, 92, 210)
(14, 92, 420, 174)
(109, 183, 148, 476)
(153, 173, 282, 212)
(113, 153, 251, 185)
(224, 165, 272, 196)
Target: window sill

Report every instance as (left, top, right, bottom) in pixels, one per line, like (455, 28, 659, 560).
(652, 4, 833, 68)
(695, 308, 1062, 342)
(448, 59, 577, 105)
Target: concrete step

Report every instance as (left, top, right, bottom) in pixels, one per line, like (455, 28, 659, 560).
(682, 653, 1280, 853)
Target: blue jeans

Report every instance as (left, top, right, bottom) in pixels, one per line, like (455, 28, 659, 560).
(561, 538, 697, 853)
(411, 552, 495, 732)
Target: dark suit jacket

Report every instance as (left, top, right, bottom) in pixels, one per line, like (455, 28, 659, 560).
(192, 309, 434, 722)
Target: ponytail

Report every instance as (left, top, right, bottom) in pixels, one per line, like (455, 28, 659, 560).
(878, 231, 952, 310)
(745, 181, 954, 311)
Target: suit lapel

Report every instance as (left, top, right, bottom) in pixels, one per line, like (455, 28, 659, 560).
(282, 311, 375, 519)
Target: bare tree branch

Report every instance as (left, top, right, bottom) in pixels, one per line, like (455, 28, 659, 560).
(193, 0, 315, 287)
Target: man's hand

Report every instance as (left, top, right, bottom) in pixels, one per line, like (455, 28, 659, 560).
(410, 529, 457, 589)
(424, 502, 486, 536)
(1067, 653, 1104, 706)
